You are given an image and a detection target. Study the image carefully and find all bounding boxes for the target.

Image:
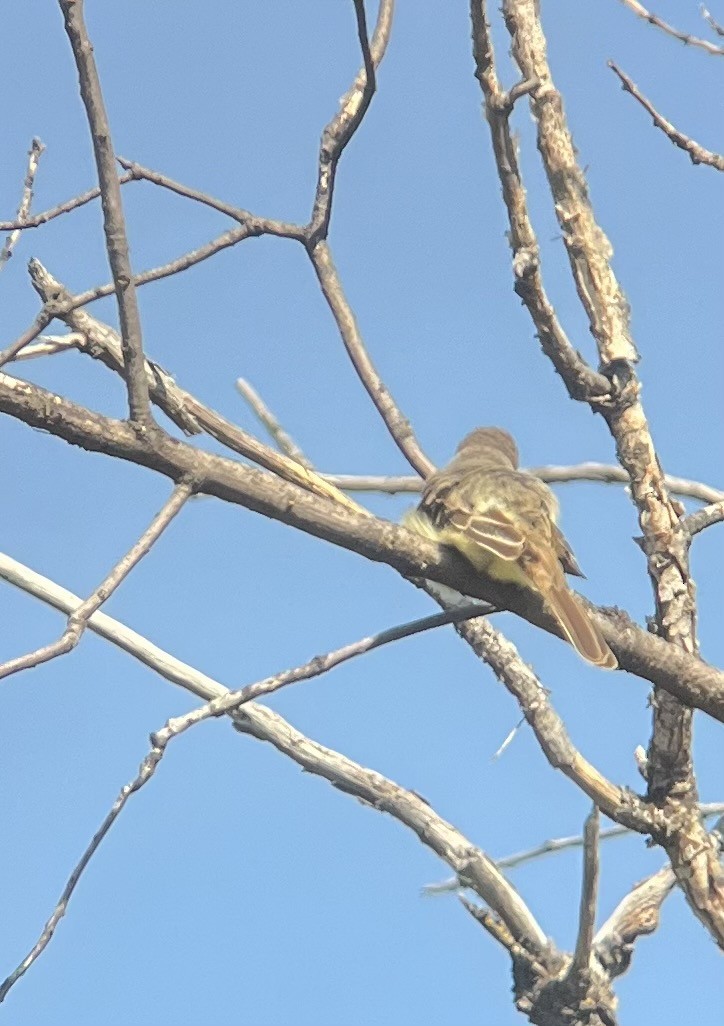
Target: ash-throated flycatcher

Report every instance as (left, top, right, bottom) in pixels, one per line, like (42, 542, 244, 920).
(404, 427, 617, 669)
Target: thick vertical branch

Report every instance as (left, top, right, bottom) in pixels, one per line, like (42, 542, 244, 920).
(496, 0, 723, 945)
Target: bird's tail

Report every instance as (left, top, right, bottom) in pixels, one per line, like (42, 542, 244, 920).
(546, 584, 617, 669)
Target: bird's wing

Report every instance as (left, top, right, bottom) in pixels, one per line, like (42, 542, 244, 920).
(552, 524, 586, 578)
(420, 468, 527, 562)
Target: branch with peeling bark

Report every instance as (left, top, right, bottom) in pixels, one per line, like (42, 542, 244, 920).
(471, 0, 724, 950)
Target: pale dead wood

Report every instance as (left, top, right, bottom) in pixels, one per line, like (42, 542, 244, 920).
(685, 500, 724, 536)
(0, 139, 45, 272)
(701, 5, 724, 36)
(594, 865, 676, 978)
(0, 599, 548, 1002)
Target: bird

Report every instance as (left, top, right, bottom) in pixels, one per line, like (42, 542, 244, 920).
(404, 427, 617, 669)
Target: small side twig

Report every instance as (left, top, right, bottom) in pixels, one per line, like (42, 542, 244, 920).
(235, 378, 314, 469)
(617, 0, 724, 55)
(701, 5, 724, 36)
(594, 865, 676, 978)
(0, 139, 45, 271)
(116, 157, 305, 239)
(0, 172, 134, 233)
(685, 499, 724, 537)
(308, 0, 391, 238)
(322, 464, 724, 504)
(609, 61, 724, 171)
(0, 481, 193, 682)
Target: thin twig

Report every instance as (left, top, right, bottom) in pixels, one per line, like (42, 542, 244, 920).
(609, 61, 724, 171)
(6, 218, 296, 366)
(570, 807, 600, 980)
(308, 241, 434, 477)
(0, 172, 134, 232)
(59, 0, 151, 425)
(151, 603, 494, 737)
(116, 157, 305, 238)
(0, 482, 193, 682)
(235, 378, 314, 468)
(0, 139, 45, 271)
(0, 742, 163, 1002)
(421, 582, 657, 834)
(308, 0, 391, 238)
(0, 311, 55, 370)
(424, 803, 724, 894)
(0, 605, 546, 1001)
(26, 261, 366, 513)
(617, 0, 724, 55)
(469, 3, 614, 398)
(701, 5, 724, 36)
(322, 465, 724, 504)
(301, 1, 432, 478)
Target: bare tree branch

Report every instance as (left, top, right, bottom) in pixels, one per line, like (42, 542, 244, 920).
(424, 586, 656, 833)
(609, 61, 724, 171)
(0, 481, 193, 682)
(115, 156, 306, 237)
(308, 0, 392, 239)
(617, 0, 724, 55)
(423, 803, 724, 893)
(26, 260, 367, 514)
(308, 241, 434, 477)
(9, 333, 86, 361)
(594, 865, 676, 979)
(0, 599, 519, 1003)
(486, 0, 722, 946)
(685, 500, 724, 537)
(58, 0, 151, 425)
(2, 372, 723, 718)
(469, 3, 613, 402)
(235, 377, 315, 469)
(0, 172, 134, 232)
(0, 138, 45, 272)
(323, 465, 724, 504)
(300, 1, 433, 479)
(701, 5, 724, 37)
(570, 807, 601, 982)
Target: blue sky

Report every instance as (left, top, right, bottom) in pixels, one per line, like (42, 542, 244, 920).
(1, 2, 722, 1023)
